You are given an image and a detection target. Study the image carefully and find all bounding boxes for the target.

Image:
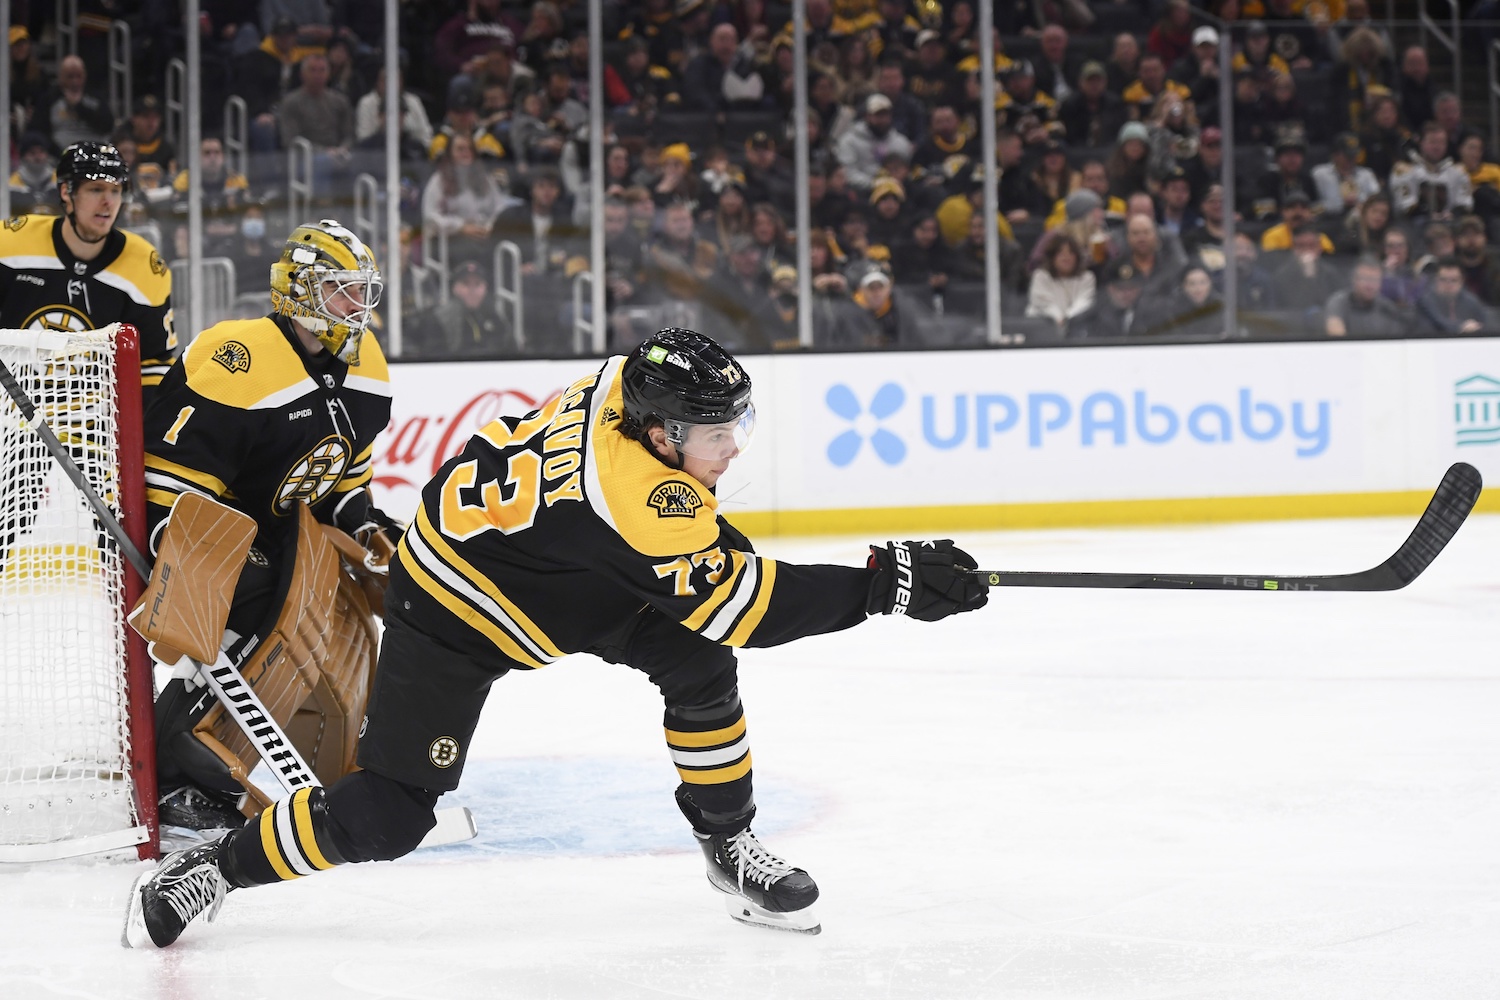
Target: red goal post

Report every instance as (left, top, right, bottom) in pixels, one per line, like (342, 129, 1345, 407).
(0, 322, 158, 862)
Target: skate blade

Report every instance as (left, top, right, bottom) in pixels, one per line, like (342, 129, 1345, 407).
(121, 868, 155, 949)
(723, 895, 821, 935)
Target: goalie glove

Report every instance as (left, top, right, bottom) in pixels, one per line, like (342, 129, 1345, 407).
(866, 540, 989, 621)
(332, 488, 405, 575)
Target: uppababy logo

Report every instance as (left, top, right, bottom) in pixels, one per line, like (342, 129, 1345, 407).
(1455, 374, 1500, 446)
(823, 382, 1334, 464)
(826, 383, 907, 466)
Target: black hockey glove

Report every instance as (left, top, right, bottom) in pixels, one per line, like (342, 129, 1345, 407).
(866, 540, 989, 621)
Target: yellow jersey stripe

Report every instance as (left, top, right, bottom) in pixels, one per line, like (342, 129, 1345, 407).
(677, 753, 753, 785)
(144, 454, 228, 497)
(679, 551, 746, 633)
(725, 558, 777, 647)
(665, 716, 747, 749)
(397, 532, 550, 669)
(291, 789, 335, 871)
(413, 507, 565, 659)
(259, 805, 300, 882)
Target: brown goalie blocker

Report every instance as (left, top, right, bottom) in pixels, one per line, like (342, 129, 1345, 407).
(131, 494, 380, 816)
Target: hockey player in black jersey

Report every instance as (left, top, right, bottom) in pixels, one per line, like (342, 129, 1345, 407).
(0, 141, 176, 399)
(123, 328, 989, 948)
(140, 218, 401, 835)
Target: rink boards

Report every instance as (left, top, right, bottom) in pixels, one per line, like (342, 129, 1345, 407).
(377, 337, 1500, 533)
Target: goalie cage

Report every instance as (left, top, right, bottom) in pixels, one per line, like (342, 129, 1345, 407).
(0, 324, 157, 862)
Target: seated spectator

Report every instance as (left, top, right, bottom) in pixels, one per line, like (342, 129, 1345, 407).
(1456, 134, 1500, 225)
(1396, 45, 1433, 132)
(1155, 168, 1198, 237)
(1171, 25, 1220, 89)
(1324, 256, 1408, 337)
(1413, 219, 1455, 276)
(414, 260, 520, 359)
(602, 196, 646, 306)
(1182, 183, 1230, 273)
(1046, 160, 1127, 230)
(836, 93, 915, 192)
(430, 86, 506, 161)
(1123, 53, 1191, 122)
(1105, 32, 1142, 95)
(1058, 61, 1129, 148)
(1261, 192, 1336, 252)
(423, 132, 508, 268)
(742, 131, 795, 216)
(1454, 215, 1500, 304)
(1149, 264, 1227, 338)
(506, 86, 567, 168)
(1247, 129, 1320, 223)
(36, 55, 112, 151)
(996, 61, 1062, 149)
(760, 265, 800, 349)
(947, 209, 1027, 294)
(891, 213, 955, 295)
(1259, 73, 1308, 140)
(834, 265, 922, 349)
(1390, 121, 1473, 225)
(1262, 0, 1332, 69)
(170, 135, 251, 252)
(995, 129, 1050, 223)
(749, 202, 791, 273)
(225, 202, 277, 300)
(1231, 72, 1272, 147)
(613, 35, 676, 118)
(9, 25, 45, 128)
(1026, 234, 1096, 331)
(1432, 91, 1480, 160)
(808, 227, 850, 296)
(1378, 228, 1425, 309)
(835, 33, 878, 109)
(1036, 188, 1119, 274)
(1359, 92, 1411, 181)
(872, 59, 930, 149)
(651, 143, 699, 208)
(324, 36, 367, 103)
(805, 72, 855, 152)
(643, 199, 718, 303)
(623, 185, 657, 245)
(434, 0, 519, 82)
(702, 234, 776, 353)
(1144, 90, 1200, 182)
(910, 104, 972, 174)
(1119, 212, 1182, 309)
(8, 133, 57, 214)
(1035, 24, 1082, 102)
(279, 53, 356, 185)
(1234, 21, 1291, 88)
(1273, 226, 1345, 324)
(1336, 191, 1395, 256)
(934, 163, 1019, 248)
(127, 95, 176, 176)
(1147, 0, 1195, 68)
(1069, 259, 1158, 338)
(1031, 140, 1080, 211)
(1231, 232, 1280, 312)
(356, 67, 435, 160)
(907, 29, 962, 109)
(1417, 257, 1489, 333)
(699, 178, 751, 255)
(1329, 27, 1393, 133)
(1313, 132, 1381, 216)
(1107, 122, 1153, 201)
(494, 167, 582, 276)
(867, 178, 910, 251)
(682, 23, 767, 112)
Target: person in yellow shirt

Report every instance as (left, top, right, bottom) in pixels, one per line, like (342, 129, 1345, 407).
(935, 164, 1017, 247)
(1121, 53, 1191, 120)
(1259, 191, 1336, 252)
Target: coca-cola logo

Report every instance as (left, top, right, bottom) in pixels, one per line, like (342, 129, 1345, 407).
(374, 386, 564, 495)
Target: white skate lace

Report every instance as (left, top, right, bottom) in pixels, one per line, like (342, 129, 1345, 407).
(727, 830, 796, 892)
(158, 861, 227, 927)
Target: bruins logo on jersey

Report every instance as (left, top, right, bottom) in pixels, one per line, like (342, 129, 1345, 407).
(275, 434, 351, 514)
(647, 481, 703, 518)
(149, 250, 167, 277)
(4, 215, 27, 232)
(212, 340, 251, 373)
(21, 305, 91, 332)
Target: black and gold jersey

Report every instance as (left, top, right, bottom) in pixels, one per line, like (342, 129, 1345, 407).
(389, 356, 871, 669)
(0, 214, 177, 403)
(142, 314, 392, 554)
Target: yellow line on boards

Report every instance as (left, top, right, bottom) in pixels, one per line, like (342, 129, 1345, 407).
(724, 490, 1500, 537)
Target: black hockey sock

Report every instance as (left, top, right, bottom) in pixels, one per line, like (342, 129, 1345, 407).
(218, 787, 348, 888)
(666, 695, 756, 834)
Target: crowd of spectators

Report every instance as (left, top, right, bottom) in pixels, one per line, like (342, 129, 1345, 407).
(8, 0, 1500, 357)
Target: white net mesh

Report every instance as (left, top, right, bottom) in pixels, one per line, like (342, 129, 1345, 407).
(0, 328, 143, 857)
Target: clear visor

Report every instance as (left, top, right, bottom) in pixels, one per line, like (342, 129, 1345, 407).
(667, 404, 756, 461)
(313, 269, 384, 332)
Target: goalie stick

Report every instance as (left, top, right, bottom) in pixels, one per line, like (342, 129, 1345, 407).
(966, 462, 1481, 592)
(3, 344, 475, 850)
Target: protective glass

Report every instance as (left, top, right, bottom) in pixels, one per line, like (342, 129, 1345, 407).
(667, 404, 756, 461)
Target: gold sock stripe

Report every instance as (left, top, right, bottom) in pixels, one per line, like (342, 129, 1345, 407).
(664, 715, 747, 749)
(258, 800, 301, 882)
(291, 789, 336, 871)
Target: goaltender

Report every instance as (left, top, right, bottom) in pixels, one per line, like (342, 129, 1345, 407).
(140, 219, 402, 833)
(124, 327, 990, 948)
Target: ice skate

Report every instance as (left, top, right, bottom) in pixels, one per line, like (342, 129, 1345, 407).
(156, 783, 245, 840)
(122, 838, 232, 949)
(696, 828, 821, 934)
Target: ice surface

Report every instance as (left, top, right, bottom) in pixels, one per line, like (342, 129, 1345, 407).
(2, 515, 1498, 999)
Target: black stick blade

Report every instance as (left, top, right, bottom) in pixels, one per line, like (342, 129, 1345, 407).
(968, 462, 1482, 593)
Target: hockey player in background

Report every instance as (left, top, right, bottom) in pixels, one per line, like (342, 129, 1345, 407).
(123, 328, 990, 948)
(141, 219, 403, 834)
(0, 141, 176, 402)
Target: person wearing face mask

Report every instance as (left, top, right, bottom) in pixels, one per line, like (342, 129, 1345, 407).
(7, 133, 58, 214)
(227, 205, 275, 300)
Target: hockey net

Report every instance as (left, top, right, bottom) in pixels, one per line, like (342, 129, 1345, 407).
(0, 324, 157, 862)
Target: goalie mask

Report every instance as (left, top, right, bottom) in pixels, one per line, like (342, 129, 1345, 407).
(621, 328, 755, 461)
(270, 219, 383, 364)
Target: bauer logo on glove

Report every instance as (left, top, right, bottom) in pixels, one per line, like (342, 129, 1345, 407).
(866, 539, 989, 622)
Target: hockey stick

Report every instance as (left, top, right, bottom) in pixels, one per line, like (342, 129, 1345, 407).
(0, 352, 152, 582)
(967, 462, 1481, 592)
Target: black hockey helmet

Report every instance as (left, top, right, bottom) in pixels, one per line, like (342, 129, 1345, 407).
(56, 141, 131, 197)
(621, 328, 755, 456)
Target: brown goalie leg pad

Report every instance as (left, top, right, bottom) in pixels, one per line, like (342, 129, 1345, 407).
(190, 729, 275, 818)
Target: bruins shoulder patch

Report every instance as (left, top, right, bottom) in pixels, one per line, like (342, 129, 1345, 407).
(149, 249, 168, 277)
(4, 215, 26, 232)
(212, 340, 252, 373)
(647, 480, 704, 518)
